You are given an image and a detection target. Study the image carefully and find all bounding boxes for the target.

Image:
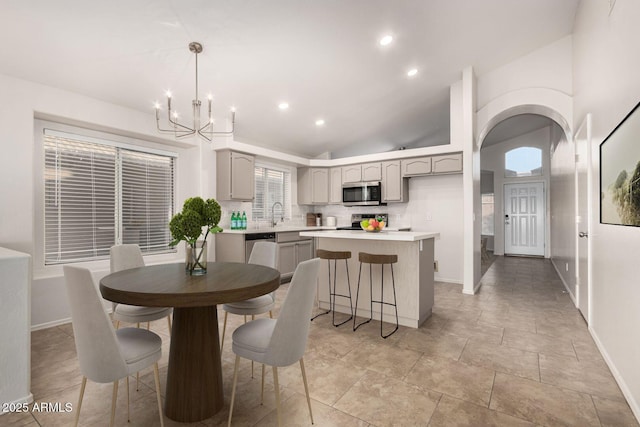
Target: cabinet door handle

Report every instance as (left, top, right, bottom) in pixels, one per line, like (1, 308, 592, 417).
(578, 231, 588, 238)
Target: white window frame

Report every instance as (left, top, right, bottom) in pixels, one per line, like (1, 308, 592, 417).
(252, 162, 292, 222)
(34, 120, 179, 273)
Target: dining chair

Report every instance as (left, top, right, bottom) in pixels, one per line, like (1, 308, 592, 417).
(109, 244, 173, 334)
(227, 257, 320, 427)
(220, 241, 279, 350)
(63, 266, 164, 427)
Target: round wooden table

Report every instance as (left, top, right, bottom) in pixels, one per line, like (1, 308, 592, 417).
(99, 262, 280, 423)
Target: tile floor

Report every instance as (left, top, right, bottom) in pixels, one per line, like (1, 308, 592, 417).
(11, 256, 640, 426)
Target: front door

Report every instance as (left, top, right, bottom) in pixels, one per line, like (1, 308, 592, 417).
(504, 182, 545, 256)
(575, 114, 592, 323)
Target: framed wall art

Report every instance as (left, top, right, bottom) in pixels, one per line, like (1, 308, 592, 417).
(600, 101, 640, 226)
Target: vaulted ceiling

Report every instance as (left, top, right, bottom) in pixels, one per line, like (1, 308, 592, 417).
(0, 0, 578, 158)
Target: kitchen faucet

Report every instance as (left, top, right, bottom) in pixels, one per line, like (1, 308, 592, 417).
(271, 202, 284, 227)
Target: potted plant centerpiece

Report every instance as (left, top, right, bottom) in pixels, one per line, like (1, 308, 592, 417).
(169, 197, 223, 275)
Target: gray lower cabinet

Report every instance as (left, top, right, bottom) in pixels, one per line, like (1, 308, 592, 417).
(277, 232, 313, 278)
(214, 233, 246, 262)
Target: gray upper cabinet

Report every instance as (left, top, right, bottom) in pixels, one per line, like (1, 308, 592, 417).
(382, 160, 408, 203)
(297, 167, 329, 205)
(216, 150, 255, 201)
(329, 167, 342, 204)
(402, 157, 432, 177)
(362, 162, 382, 181)
(401, 153, 463, 177)
(342, 165, 362, 184)
(431, 153, 463, 174)
(342, 162, 381, 184)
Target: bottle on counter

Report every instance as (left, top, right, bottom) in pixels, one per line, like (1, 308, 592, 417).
(241, 211, 247, 230)
(231, 211, 237, 230)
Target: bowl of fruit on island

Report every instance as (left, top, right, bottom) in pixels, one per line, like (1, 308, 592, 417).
(360, 218, 385, 232)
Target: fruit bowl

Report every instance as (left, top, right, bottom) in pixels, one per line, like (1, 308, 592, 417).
(360, 219, 385, 232)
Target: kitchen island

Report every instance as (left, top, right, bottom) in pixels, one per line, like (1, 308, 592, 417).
(299, 230, 439, 328)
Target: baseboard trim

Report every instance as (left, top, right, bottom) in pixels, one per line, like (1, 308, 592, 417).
(551, 258, 576, 305)
(589, 327, 640, 423)
(31, 317, 72, 331)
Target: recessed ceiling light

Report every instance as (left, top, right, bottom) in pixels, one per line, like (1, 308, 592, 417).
(315, 119, 325, 126)
(379, 34, 393, 46)
(278, 102, 289, 110)
(407, 68, 418, 77)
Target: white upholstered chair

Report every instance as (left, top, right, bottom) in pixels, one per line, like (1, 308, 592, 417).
(227, 257, 320, 427)
(220, 241, 279, 350)
(109, 244, 173, 333)
(63, 266, 164, 427)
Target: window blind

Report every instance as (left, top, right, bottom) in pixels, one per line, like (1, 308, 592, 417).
(121, 150, 174, 253)
(44, 131, 175, 264)
(253, 165, 291, 220)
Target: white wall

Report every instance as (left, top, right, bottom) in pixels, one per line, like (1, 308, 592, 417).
(573, 0, 640, 418)
(477, 35, 573, 111)
(315, 173, 464, 284)
(480, 126, 552, 257)
(0, 73, 202, 329)
(549, 124, 576, 296)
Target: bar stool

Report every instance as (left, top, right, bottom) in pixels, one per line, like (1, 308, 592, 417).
(353, 252, 399, 338)
(311, 249, 353, 327)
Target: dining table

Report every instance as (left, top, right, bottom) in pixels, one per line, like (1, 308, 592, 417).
(99, 262, 281, 423)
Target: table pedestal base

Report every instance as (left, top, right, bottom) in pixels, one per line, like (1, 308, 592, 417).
(165, 306, 223, 422)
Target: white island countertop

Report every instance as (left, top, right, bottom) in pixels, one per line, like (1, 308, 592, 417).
(299, 230, 439, 242)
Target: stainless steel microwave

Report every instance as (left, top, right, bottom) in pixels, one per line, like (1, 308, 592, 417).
(342, 181, 382, 206)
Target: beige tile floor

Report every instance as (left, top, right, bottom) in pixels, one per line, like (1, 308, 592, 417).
(17, 256, 639, 426)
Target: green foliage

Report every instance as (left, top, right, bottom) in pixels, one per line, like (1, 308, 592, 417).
(610, 163, 640, 226)
(169, 197, 223, 247)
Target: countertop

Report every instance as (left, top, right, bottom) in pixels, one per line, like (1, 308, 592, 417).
(299, 230, 439, 242)
(218, 225, 336, 235)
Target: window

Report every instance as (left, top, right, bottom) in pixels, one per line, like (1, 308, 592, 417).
(505, 146, 542, 177)
(252, 164, 291, 221)
(481, 194, 495, 235)
(43, 129, 175, 264)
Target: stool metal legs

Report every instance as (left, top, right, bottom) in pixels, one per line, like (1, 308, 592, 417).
(311, 258, 353, 326)
(353, 261, 399, 338)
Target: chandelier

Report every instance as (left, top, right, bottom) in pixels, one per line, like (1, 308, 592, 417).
(155, 42, 235, 141)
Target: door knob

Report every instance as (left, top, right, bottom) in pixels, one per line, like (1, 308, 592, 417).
(578, 231, 588, 238)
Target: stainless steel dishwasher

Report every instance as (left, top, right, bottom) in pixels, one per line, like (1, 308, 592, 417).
(244, 232, 276, 262)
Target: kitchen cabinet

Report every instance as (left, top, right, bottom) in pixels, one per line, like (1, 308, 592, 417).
(277, 232, 313, 279)
(297, 168, 329, 205)
(329, 167, 342, 204)
(214, 233, 246, 262)
(342, 165, 362, 183)
(432, 153, 463, 174)
(382, 160, 408, 202)
(362, 162, 382, 181)
(402, 157, 432, 177)
(216, 150, 255, 201)
(401, 153, 463, 177)
(342, 162, 381, 184)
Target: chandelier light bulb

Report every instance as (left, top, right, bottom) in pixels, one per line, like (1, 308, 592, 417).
(407, 68, 418, 77)
(166, 90, 172, 98)
(154, 102, 161, 109)
(231, 106, 236, 112)
(173, 111, 179, 119)
(207, 93, 213, 101)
